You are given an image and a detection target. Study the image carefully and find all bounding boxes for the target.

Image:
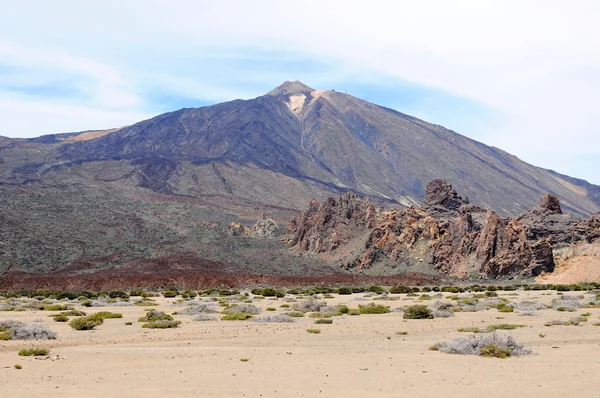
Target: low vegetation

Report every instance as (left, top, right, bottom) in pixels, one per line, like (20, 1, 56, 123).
(18, 348, 49, 357)
(431, 333, 531, 358)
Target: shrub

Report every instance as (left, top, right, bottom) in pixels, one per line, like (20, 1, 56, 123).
(457, 327, 483, 333)
(293, 300, 326, 313)
(193, 315, 218, 322)
(432, 309, 454, 318)
(138, 310, 172, 323)
(403, 305, 433, 319)
(52, 315, 69, 322)
(125, 322, 133, 325)
(260, 288, 285, 298)
(163, 291, 178, 298)
(60, 310, 86, 317)
(142, 320, 182, 329)
(69, 316, 103, 331)
(10, 323, 56, 339)
(337, 287, 352, 295)
(306, 328, 321, 334)
(266, 307, 276, 312)
(18, 348, 49, 356)
(0, 332, 10, 340)
(431, 333, 530, 357)
(108, 291, 129, 299)
(315, 318, 333, 324)
(176, 304, 216, 315)
(287, 311, 305, 318)
(90, 311, 123, 320)
(129, 289, 145, 297)
(42, 304, 71, 311)
(389, 285, 412, 294)
(359, 303, 391, 314)
(222, 304, 260, 315)
(486, 324, 525, 332)
(348, 309, 361, 316)
(253, 315, 295, 323)
(221, 313, 253, 321)
(368, 285, 387, 294)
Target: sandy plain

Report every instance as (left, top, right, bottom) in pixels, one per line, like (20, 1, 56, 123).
(1, 290, 600, 398)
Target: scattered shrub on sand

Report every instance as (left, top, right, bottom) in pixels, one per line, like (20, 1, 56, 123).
(457, 327, 483, 333)
(162, 291, 178, 298)
(125, 322, 133, 325)
(108, 291, 129, 299)
(315, 318, 333, 324)
(9, 323, 56, 340)
(0, 331, 10, 340)
(90, 311, 123, 320)
(545, 317, 587, 327)
(431, 333, 531, 358)
(396, 331, 408, 335)
(221, 313, 253, 321)
(433, 309, 454, 318)
(138, 310, 173, 323)
(337, 287, 353, 295)
(359, 303, 391, 315)
(280, 304, 290, 309)
(193, 315, 219, 322)
(293, 300, 326, 313)
(175, 304, 216, 316)
(52, 314, 69, 322)
(253, 315, 295, 323)
(403, 305, 433, 319)
(258, 288, 285, 298)
(18, 348, 49, 357)
(287, 311, 305, 318)
(60, 310, 86, 317)
(42, 304, 71, 311)
(129, 289, 145, 297)
(368, 285, 387, 294)
(306, 328, 321, 334)
(486, 324, 525, 332)
(348, 309, 361, 316)
(69, 316, 103, 331)
(240, 358, 250, 362)
(389, 285, 412, 294)
(266, 307, 276, 312)
(222, 304, 261, 315)
(142, 320, 182, 329)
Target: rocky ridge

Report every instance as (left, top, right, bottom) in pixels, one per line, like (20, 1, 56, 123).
(288, 179, 600, 279)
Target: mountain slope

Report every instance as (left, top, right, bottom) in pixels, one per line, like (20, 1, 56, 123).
(47, 81, 600, 216)
(1, 81, 599, 277)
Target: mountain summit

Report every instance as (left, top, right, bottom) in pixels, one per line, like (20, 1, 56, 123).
(1, 81, 599, 275)
(266, 80, 314, 96)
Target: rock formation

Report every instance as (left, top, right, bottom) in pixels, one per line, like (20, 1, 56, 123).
(288, 180, 600, 279)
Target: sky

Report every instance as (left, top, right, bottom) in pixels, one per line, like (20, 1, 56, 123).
(1, 1, 599, 184)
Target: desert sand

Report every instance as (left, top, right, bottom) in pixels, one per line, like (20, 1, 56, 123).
(1, 290, 600, 398)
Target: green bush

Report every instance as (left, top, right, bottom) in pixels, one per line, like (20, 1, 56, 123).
(403, 305, 433, 319)
(306, 328, 321, 334)
(358, 303, 391, 314)
(389, 285, 412, 294)
(162, 291, 178, 298)
(142, 320, 182, 329)
(266, 307, 276, 311)
(90, 312, 123, 321)
(315, 318, 333, 324)
(69, 316, 103, 330)
(287, 312, 305, 318)
(368, 285, 387, 294)
(0, 331, 10, 340)
(108, 290, 129, 299)
(337, 287, 352, 295)
(221, 313, 253, 321)
(42, 304, 70, 311)
(18, 348, 49, 356)
(52, 315, 69, 322)
(480, 345, 512, 358)
(138, 310, 173, 323)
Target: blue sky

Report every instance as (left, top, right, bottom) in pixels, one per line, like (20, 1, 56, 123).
(1, 1, 599, 184)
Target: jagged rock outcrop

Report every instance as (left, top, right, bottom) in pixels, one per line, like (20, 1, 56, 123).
(286, 192, 376, 253)
(288, 180, 600, 279)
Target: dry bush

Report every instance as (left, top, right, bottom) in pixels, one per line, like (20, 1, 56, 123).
(222, 304, 261, 315)
(253, 315, 295, 323)
(10, 323, 57, 340)
(433, 309, 454, 318)
(192, 315, 218, 322)
(431, 333, 531, 357)
(177, 304, 217, 315)
(293, 300, 326, 313)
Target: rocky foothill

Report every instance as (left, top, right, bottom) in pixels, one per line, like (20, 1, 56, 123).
(287, 179, 600, 279)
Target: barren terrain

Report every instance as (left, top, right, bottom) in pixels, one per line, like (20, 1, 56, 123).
(1, 288, 599, 397)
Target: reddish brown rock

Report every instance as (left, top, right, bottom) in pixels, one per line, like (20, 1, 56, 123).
(287, 179, 594, 279)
